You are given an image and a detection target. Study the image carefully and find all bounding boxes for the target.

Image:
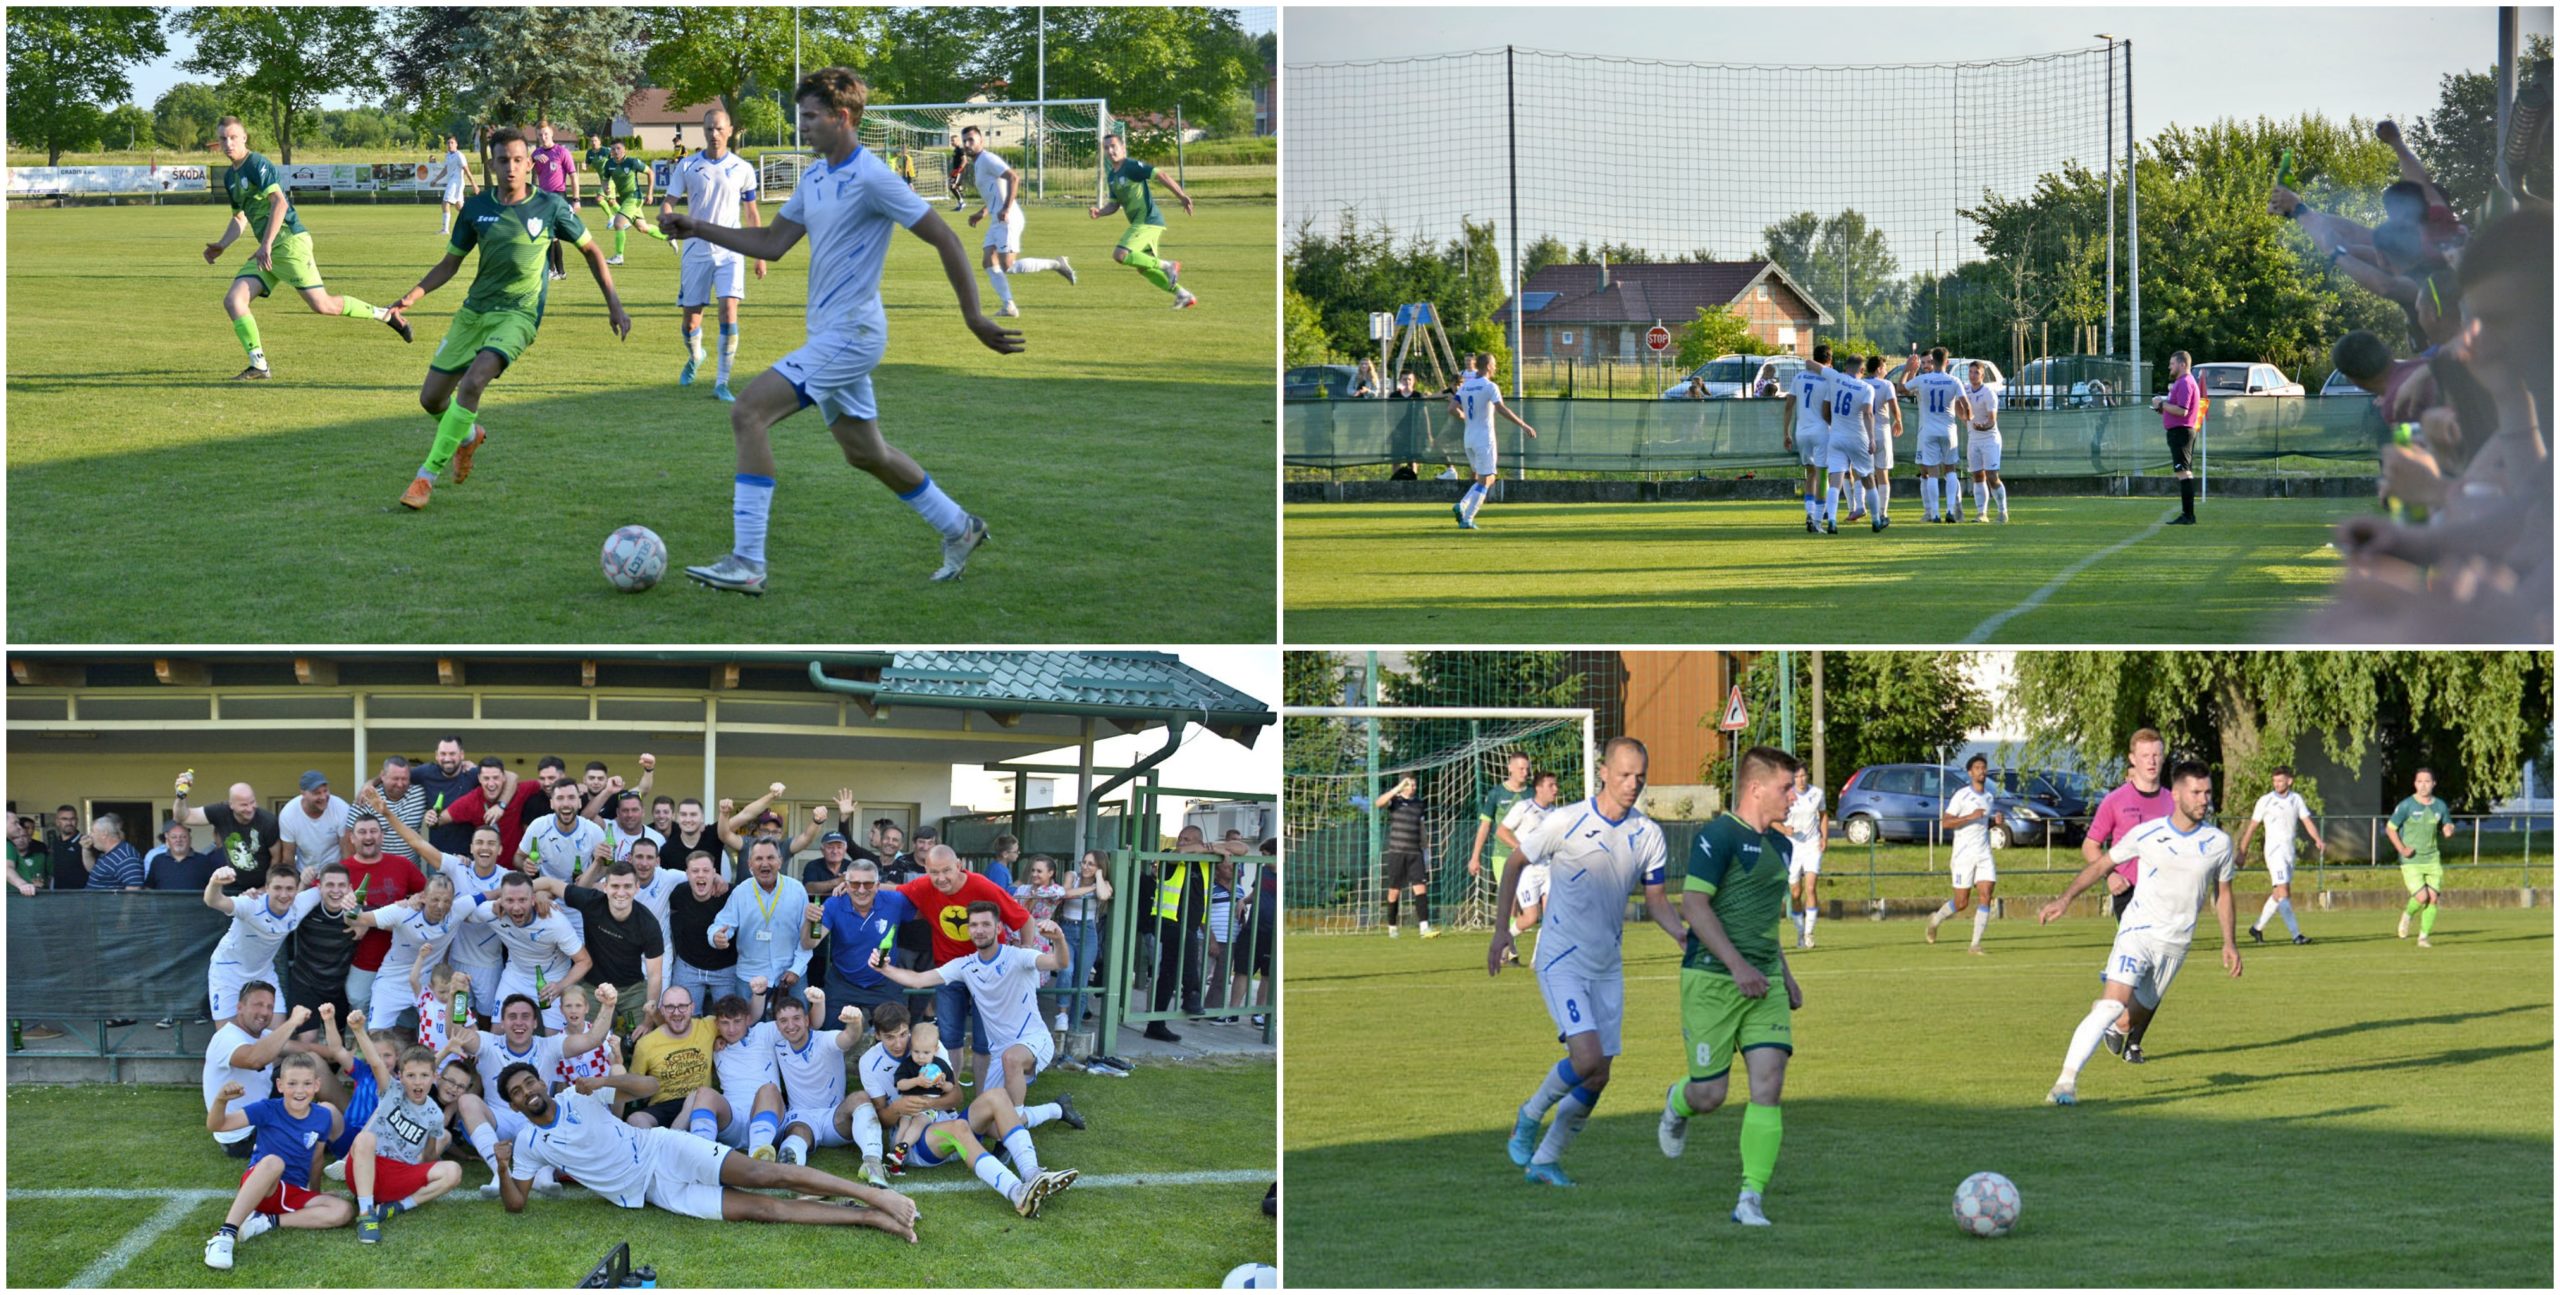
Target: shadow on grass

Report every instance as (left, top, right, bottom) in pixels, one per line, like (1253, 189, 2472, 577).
(1283, 1097, 2553, 1288)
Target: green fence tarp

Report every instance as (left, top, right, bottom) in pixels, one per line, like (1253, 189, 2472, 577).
(1286, 395, 2388, 477)
(9, 893, 227, 1016)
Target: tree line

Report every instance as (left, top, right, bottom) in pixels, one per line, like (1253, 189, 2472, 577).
(9, 5, 1269, 164)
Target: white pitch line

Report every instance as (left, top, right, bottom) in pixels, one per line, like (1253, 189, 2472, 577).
(1962, 505, 2179, 643)
(9, 1169, 1271, 1209)
(64, 1192, 211, 1287)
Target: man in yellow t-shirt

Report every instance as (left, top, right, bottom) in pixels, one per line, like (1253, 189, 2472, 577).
(622, 984, 717, 1127)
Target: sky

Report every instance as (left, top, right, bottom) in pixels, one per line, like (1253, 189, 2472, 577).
(119, 5, 1280, 117)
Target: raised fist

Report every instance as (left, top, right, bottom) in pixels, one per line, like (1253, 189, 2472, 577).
(638, 753, 656, 772)
(218, 1080, 246, 1101)
(211, 866, 238, 886)
(769, 782, 787, 796)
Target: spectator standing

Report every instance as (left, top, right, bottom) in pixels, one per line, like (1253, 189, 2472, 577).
(277, 772, 355, 877)
(336, 819, 429, 1011)
(708, 839, 818, 1010)
(815, 858, 910, 1021)
(176, 783, 283, 884)
(354, 757, 428, 864)
(409, 738, 492, 858)
(1354, 357, 1382, 398)
(145, 822, 225, 892)
(82, 814, 147, 890)
(1056, 851, 1113, 1029)
(981, 832, 1019, 892)
(596, 791, 668, 865)
(1014, 855, 1068, 1030)
(10, 814, 52, 894)
(444, 757, 542, 870)
(664, 798, 728, 884)
(1145, 826, 1239, 1040)
(664, 850, 739, 1015)
(45, 805, 90, 890)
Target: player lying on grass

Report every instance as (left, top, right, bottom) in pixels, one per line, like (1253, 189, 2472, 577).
(886, 1078, 1081, 1218)
(963, 124, 1076, 317)
(495, 1063, 923, 1238)
(204, 1054, 355, 1270)
(203, 115, 412, 382)
(660, 67, 1021, 596)
(1659, 744, 1803, 1227)
(1486, 737, 1679, 1188)
(440, 989, 615, 1193)
(2038, 761, 2239, 1106)
(333, 1009, 465, 1243)
(1924, 755, 1999, 954)
(1090, 131, 1198, 309)
(386, 125, 633, 512)
(1447, 353, 1537, 531)
(2237, 765, 2323, 945)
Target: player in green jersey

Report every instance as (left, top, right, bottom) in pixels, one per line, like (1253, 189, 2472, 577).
(384, 127, 632, 510)
(1658, 744, 1803, 1229)
(595, 140, 664, 266)
(203, 117, 411, 381)
(2386, 767, 2456, 947)
(1087, 133, 1198, 308)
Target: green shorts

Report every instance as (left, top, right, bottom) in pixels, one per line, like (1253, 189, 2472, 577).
(2401, 860, 2445, 894)
(1680, 966, 1791, 1083)
(599, 194, 647, 224)
(236, 230, 322, 297)
(429, 305, 539, 374)
(1116, 223, 1167, 259)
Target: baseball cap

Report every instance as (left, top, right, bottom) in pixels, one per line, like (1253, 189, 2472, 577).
(820, 831, 849, 845)
(299, 771, 329, 792)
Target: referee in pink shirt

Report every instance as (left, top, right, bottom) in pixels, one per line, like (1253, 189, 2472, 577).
(2151, 351, 2203, 524)
(2080, 726, 2175, 1061)
(529, 122, 580, 283)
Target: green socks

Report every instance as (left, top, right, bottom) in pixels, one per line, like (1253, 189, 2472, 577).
(231, 314, 264, 362)
(1669, 1083, 1697, 1120)
(1126, 248, 1174, 293)
(420, 400, 477, 478)
(338, 295, 383, 321)
(2419, 902, 2438, 937)
(614, 225, 628, 258)
(1739, 1102, 1782, 1194)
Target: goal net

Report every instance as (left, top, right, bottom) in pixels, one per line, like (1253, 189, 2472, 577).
(858, 98, 1111, 206)
(1284, 706, 1593, 933)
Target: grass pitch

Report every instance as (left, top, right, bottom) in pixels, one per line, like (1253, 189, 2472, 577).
(1282, 911, 2552, 1287)
(1282, 497, 2356, 643)
(6, 197, 1274, 642)
(3, 1058, 1273, 1288)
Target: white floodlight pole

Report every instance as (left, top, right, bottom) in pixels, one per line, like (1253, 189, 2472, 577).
(794, 9, 802, 150)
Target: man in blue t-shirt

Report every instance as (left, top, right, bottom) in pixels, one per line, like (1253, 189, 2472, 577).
(817, 858, 915, 1018)
(204, 1053, 356, 1269)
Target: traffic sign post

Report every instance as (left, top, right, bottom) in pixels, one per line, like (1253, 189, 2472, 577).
(1648, 320, 1672, 394)
(1718, 684, 1749, 731)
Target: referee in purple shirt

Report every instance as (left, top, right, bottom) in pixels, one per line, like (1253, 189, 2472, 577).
(529, 121, 580, 282)
(2152, 351, 2203, 524)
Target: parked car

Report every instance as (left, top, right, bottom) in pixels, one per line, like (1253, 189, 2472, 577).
(2317, 367, 2366, 397)
(1659, 354, 1807, 400)
(2193, 362, 2305, 398)
(1990, 767, 2094, 842)
(1836, 763, 2065, 849)
(1284, 364, 1364, 400)
(2010, 356, 2129, 410)
(1937, 358, 2006, 393)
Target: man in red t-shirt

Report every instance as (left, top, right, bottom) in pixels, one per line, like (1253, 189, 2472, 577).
(338, 818, 429, 1012)
(891, 845, 1028, 1086)
(445, 758, 542, 870)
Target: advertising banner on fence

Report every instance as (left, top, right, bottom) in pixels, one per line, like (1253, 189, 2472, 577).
(282, 162, 334, 190)
(6, 164, 210, 196)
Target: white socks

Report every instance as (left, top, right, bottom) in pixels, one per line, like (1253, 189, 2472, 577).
(733, 473, 775, 563)
(1993, 484, 2008, 517)
(2259, 896, 2302, 937)
(1921, 475, 1939, 518)
(1521, 1057, 1577, 1123)
(974, 1150, 1025, 1202)
(781, 1133, 810, 1162)
(1018, 1102, 1062, 1128)
(1534, 1086, 1595, 1165)
(2060, 998, 2127, 1082)
(685, 327, 704, 362)
(1970, 905, 1990, 946)
(897, 475, 969, 540)
(1015, 256, 1059, 274)
(717, 322, 737, 384)
(1460, 482, 1488, 522)
(989, 268, 1012, 305)
(1974, 480, 1990, 516)
(1803, 907, 1817, 939)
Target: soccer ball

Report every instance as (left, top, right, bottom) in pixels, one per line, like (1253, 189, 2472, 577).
(1221, 1263, 1279, 1288)
(600, 525, 668, 592)
(1953, 1171, 2021, 1237)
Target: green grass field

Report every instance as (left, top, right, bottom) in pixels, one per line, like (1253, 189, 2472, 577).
(4, 1058, 1273, 1287)
(6, 197, 1275, 642)
(1283, 497, 2356, 643)
(1283, 912, 2553, 1287)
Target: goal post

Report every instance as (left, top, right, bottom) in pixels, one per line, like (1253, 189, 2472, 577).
(857, 98, 1111, 207)
(1283, 705, 1595, 933)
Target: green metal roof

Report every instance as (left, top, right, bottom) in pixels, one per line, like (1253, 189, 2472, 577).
(810, 651, 1273, 747)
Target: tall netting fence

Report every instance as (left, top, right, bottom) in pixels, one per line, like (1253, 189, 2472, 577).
(1285, 710, 1592, 932)
(1286, 45, 2127, 385)
(860, 98, 1111, 206)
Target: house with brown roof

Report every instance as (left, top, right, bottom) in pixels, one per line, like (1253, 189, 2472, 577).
(614, 89, 728, 155)
(1502, 260, 1831, 362)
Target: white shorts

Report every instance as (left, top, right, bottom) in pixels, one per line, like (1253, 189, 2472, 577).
(994, 1024, 1056, 1080)
(1787, 837, 1822, 878)
(366, 969, 423, 1026)
(641, 1125, 733, 1220)
(783, 1102, 855, 1147)
(209, 959, 283, 1022)
(981, 211, 1022, 255)
(678, 250, 748, 307)
(1464, 426, 1497, 478)
(493, 966, 567, 1032)
(1968, 431, 2003, 473)
(1514, 863, 1551, 908)
(2100, 929, 2188, 1009)
(1916, 434, 1959, 468)
(486, 1103, 530, 1145)
(1875, 427, 1895, 471)
(774, 319, 887, 423)
(442, 182, 466, 206)
(1826, 432, 1874, 475)
(1534, 963, 1624, 1057)
(1794, 427, 1827, 469)
(2263, 851, 2295, 887)
(1951, 850, 1997, 889)
(449, 953, 504, 1019)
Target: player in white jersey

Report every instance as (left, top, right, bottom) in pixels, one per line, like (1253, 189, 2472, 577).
(201, 864, 325, 1023)
(677, 993, 790, 1158)
(1782, 346, 1838, 532)
(1863, 353, 1902, 530)
(2237, 765, 2324, 945)
(659, 108, 766, 402)
(762, 988, 867, 1164)
(666, 68, 1020, 597)
(1447, 352, 1538, 530)
(371, 804, 513, 1020)
(441, 987, 610, 1193)
(1782, 768, 1827, 949)
(960, 125, 1075, 319)
(347, 875, 457, 1031)
(518, 781, 605, 938)
(871, 905, 1072, 1109)
(456, 873, 591, 1030)
(1925, 755, 2000, 954)
(1495, 771, 1563, 946)
(1825, 354, 1880, 530)
(2037, 761, 2239, 1104)
(1486, 738, 1681, 1186)
(494, 1066, 922, 1234)
(1964, 362, 2008, 522)
(433, 135, 476, 235)
(1897, 347, 1976, 523)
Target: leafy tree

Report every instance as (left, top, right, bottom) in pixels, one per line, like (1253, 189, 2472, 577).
(639, 6, 878, 139)
(1521, 233, 1571, 281)
(452, 6, 644, 139)
(5, 7, 168, 165)
(1760, 208, 1901, 345)
(152, 80, 226, 150)
(1673, 305, 1773, 371)
(174, 7, 382, 163)
(2009, 652, 2551, 820)
(1283, 286, 1332, 366)
(1383, 652, 1590, 804)
(2408, 35, 2553, 222)
(1286, 213, 1510, 374)
(1708, 654, 1989, 799)
(730, 93, 785, 146)
(100, 102, 153, 152)
(381, 6, 481, 143)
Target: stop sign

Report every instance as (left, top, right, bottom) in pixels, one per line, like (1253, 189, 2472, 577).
(1646, 325, 1672, 352)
